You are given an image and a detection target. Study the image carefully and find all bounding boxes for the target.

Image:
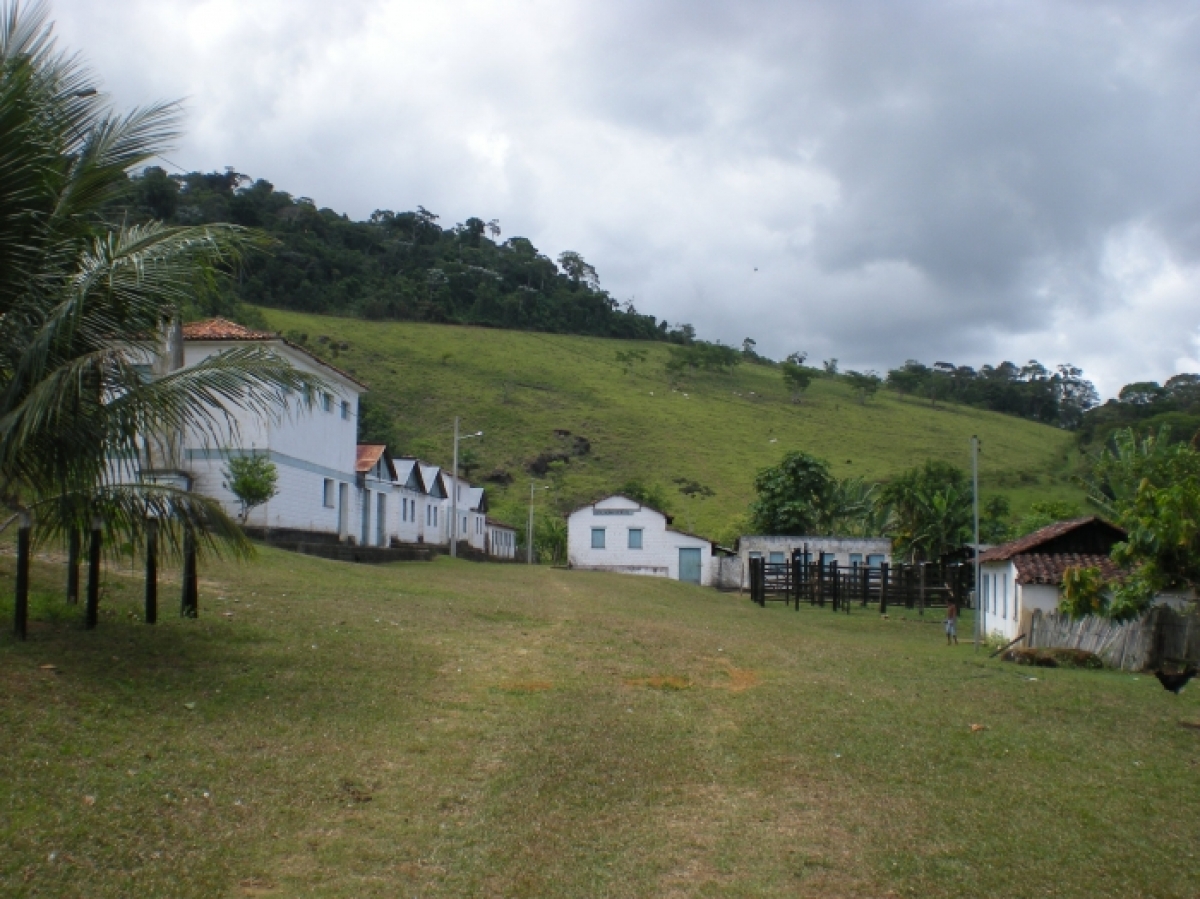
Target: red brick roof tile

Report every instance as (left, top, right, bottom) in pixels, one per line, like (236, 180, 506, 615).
(979, 516, 1124, 563)
(355, 444, 387, 474)
(1010, 553, 1125, 586)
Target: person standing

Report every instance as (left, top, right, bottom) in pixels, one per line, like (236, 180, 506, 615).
(945, 599, 959, 645)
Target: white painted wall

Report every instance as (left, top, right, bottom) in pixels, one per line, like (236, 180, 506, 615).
(736, 536, 892, 589)
(568, 495, 712, 585)
(487, 523, 517, 559)
(180, 340, 363, 537)
(980, 560, 1024, 641)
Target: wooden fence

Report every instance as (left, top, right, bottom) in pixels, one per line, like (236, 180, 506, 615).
(1028, 607, 1200, 671)
(748, 552, 974, 614)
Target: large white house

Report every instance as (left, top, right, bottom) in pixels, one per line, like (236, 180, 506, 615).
(173, 318, 368, 538)
(977, 517, 1126, 641)
(567, 494, 713, 585)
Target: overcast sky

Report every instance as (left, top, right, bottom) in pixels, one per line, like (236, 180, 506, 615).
(51, 0, 1200, 396)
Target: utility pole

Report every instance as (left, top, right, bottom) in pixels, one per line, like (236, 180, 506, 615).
(972, 435, 981, 651)
(528, 481, 549, 564)
(449, 417, 482, 558)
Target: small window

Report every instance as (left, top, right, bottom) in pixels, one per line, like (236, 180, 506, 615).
(323, 479, 334, 508)
(341, 400, 351, 420)
(322, 393, 333, 413)
(849, 553, 863, 568)
(867, 554, 885, 568)
(628, 528, 643, 549)
(748, 551, 763, 560)
(591, 528, 606, 549)
(769, 551, 785, 564)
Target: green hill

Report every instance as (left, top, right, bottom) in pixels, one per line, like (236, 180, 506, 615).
(258, 308, 1087, 541)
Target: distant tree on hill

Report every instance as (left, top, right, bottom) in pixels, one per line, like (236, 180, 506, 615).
(844, 370, 882, 405)
(781, 362, 814, 403)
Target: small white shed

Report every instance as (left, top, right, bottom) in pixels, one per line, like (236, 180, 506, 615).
(567, 495, 713, 585)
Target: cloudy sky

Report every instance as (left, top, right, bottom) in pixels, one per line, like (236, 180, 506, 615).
(52, 0, 1200, 396)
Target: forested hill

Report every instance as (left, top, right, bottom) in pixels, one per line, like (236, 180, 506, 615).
(106, 167, 687, 341)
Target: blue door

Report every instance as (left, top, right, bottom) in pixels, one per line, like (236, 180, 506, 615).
(679, 547, 702, 584)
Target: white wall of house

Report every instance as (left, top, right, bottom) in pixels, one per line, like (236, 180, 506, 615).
(979, 560, 1023, 641)
(736, 536, 892, 590)
(568, 495, 713, 585)
(181, 340, 363, 537)
(487, 522, 517, 559)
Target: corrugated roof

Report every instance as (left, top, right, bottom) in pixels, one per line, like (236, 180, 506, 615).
(1010, 553, 1125, 586)
(979, 516, 1125, 563)
(181, 317, 368, 389)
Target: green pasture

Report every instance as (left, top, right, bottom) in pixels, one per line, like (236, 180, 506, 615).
(258, 310, 1085, 541)
(2, 546, 1197, 898)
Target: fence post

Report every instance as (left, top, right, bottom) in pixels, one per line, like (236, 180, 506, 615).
(880, 562, 889, 614)
(817, 553, 826, 607)
(830, 559, 839, 612)
(792, 553, 801, 610)
(861, 564, 870, 608)
(919, 563, 926, 616)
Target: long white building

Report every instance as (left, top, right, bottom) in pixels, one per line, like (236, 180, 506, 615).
(134, 318, 518, 557)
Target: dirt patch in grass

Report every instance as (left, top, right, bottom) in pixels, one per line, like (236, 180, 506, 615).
(625, 675, 692, 690)
(715, 659, 761, 692)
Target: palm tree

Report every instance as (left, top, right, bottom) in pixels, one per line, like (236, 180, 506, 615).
(0, 2, 326, 561)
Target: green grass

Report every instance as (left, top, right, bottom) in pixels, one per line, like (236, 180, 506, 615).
(2, 546, 1198, 898)
(258, 309, 1087, 541)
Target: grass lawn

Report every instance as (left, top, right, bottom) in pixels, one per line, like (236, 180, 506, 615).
(2, 546, 1198, 898)
(255, 309, 1087, 541)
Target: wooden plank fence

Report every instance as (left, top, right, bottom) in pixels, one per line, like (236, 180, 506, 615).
(1028, 607, 1200, 671)
(748, 551, 974, 614)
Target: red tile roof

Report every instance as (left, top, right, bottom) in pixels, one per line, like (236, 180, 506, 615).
(355, 444, 387, 474)
(181, 318, 368, 389)
(180, 318, 275, 341)
(1011, 553, 1125, 586)
(979, 516, 1125, 563)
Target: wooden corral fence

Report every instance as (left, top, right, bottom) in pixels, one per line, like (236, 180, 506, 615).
(1028, 607, 1200, 671)
(748, 550, 974, 614)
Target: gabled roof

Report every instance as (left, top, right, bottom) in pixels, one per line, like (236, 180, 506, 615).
(1011, 553, 1125, 586)
(979, 516, 1126, 563)
(486, 516, 517, 531)
(393, 458, 421, 491)
(181, 317, 368, 390)
(355, 444, 395, 480)
(467, 486, 486, 512)
(419, 464, 446, 497)
(569, 493, 714, 546)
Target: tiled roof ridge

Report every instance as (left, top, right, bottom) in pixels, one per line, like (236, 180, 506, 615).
(1011, 552, 1125, 586)
(181, 317, 368, 389)
(978, 516, 1123, 563)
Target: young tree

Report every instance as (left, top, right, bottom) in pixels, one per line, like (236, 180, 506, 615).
(880, 461, 972, 561)
(781, 362, 813, 404)
(223, 454, 279, 523)
(844, 370, 882, 404)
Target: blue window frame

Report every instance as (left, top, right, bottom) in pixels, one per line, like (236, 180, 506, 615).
(628, 528, 643, 549)
(591, 528, 605, 549)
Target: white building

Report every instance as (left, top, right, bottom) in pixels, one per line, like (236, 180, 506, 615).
(567, 494, 713, 585)
(355, 444, 396, 547)
(978, 517, 1127, 642)
(487, 518, 518, 559)
(733, 535, 892, 590)
(171, 319, 368, 538)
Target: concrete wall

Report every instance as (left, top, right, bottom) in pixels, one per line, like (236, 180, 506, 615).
(711, 555, 743, 590)
(568, 495, 712, 585)
(736, 536, 892, 589)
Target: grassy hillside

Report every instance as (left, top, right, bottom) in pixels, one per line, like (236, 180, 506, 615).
(2, 549, 1198, 897)
(259, 309, 1087, 540)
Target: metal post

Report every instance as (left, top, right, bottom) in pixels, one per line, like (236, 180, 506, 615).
(972, 435, 982, 651)
(450, 416, 459, 559)
(14, 511, 31, 640)
(66, 528, 80, 604)
(527, 481, 535, 564)
(145, 519, 158, 625)
(85, 517, 101, 630)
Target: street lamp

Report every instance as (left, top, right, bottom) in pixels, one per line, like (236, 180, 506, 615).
(450, 416, 483, 558)
(528, 481, 551, 564)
